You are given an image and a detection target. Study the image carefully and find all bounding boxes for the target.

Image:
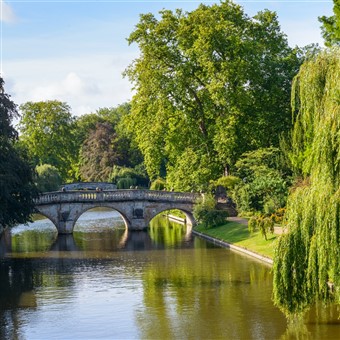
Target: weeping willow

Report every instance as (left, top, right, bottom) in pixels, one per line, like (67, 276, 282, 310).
(273, 49, 340, 316)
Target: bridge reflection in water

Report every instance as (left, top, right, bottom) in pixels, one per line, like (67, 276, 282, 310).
(34, 190, 199, 234)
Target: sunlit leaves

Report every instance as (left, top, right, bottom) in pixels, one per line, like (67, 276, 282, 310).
(18, 101, 77, 181)
(273, 49, 340, 316)
(125, 1, 300, 188)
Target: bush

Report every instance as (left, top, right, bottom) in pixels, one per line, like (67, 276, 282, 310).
(248, 216, 258, 233)
(248, 215, 274, 240)
(270, 208, 286, 224)
(193, 193, 228, 228)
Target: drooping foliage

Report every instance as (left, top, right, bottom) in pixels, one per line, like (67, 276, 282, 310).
(273, 49, 340, 315)
(0, 78, 38, 230)
(125, 1, 301, 188)
(110, 165, 149, 188)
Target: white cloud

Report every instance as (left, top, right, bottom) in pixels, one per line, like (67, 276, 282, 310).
(29, 72, 100, 102)
(1, 0, 17, 23)
(3, 53, 136, 116)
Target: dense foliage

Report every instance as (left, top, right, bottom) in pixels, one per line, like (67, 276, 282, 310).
(319, 0, 340, 47)
(0, 78, 38, 230)
(110, 165, 149, 188)
(193, 193, 228, 228)
(125, 1, 301, 189)
(35, 164, 63, 192)
(273, 49, 340, 315)
(79, 122, 120, 182)
(18, 101, 78, 181)
(231, 148, 290, 215)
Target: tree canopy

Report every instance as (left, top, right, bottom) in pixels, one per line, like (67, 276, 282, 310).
(319, 0, 340, 47)
(273, 49, 340, 315)
(125, 1, 301, 189)
(79, 122, 120, 182)
(0, 78, 38, 229)
(18, 101, 78, 181)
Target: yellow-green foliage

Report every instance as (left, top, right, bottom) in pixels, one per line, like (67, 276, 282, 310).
(211, 176, 241, 191)
(273, 49, 340, 316)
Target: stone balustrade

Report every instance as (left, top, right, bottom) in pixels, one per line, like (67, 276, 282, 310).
(34, 189, 200, 205)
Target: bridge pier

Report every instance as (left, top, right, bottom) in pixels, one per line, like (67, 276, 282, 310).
(129, 218, 149, 231)
(57, 220, 75, 234)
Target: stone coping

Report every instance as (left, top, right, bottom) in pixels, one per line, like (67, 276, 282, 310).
(192, 229, 273, 266)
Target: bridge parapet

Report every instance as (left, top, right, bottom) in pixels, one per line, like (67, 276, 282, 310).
(34, 189, 200, 205)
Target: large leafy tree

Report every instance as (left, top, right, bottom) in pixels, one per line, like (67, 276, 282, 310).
(273, 49, 340, 315)
(18, 101, 78, 181)
(125, 1, 301, 189)
(76, 104, 143, 181)
(0, 78, 38, 230)
(319, 0, 340, 47)
(79, 122, 121, 181)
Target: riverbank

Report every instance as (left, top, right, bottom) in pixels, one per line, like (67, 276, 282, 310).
(193, 217, 279, 265)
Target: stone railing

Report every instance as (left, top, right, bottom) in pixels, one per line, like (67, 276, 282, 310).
(34, 190, 200, 205)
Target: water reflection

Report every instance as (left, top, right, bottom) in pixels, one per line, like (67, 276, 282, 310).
(0, 213, 340, 339)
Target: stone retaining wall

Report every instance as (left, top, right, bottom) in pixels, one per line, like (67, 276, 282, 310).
(192, 229, 273, 266)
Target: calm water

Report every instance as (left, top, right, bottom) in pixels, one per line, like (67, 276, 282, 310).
(0, 209, 339, 339)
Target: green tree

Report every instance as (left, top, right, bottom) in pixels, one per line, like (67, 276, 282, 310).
(35, 164, 63, 192)
(75, 103, 143, 173)
(230, 148, 290, 215)
(18, 101, 78, 181)
(273, 49, 340, 315)
(110, 165, 149, 188)
(319, 0, 340, 47)
(79, 122, 119, 181)
(0, 78, 38, 230)
(125, 1, 301, 188)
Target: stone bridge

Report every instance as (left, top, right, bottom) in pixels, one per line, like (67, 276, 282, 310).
(34, 190, 200, 234)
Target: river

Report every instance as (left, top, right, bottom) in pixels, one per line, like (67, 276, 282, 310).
(0, 209, 339, 339)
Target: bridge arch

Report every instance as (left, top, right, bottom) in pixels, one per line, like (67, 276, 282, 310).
(34, 190, 200, 234)
(145, 207, 195, 228)
(34, 207, 60, 231)
(72, 205, 130, 232)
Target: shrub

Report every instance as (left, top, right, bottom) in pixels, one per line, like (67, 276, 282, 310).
(193, 193, 228, 228)
(270, 208, 286, 224)
(248, 216, 258, 233)
(248, 215, 274, 240)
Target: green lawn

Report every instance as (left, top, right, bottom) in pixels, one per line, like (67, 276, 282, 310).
(195, 220, 278, 259)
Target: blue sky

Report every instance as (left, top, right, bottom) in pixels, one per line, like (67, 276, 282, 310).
(1, 0, 334, 116)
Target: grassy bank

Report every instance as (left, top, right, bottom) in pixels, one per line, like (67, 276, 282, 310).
(194, 220, 278, 259)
